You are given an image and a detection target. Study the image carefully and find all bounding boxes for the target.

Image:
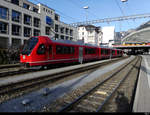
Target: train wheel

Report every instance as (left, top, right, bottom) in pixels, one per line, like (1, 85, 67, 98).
(41, 66, 48, 70)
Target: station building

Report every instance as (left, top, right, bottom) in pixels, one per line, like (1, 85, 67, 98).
(77, 25, 103, 46)
(101, 26, 115, 47)
(0, 0, 77, 49)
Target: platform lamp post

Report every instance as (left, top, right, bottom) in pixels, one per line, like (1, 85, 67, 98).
(121, 0, 128, 2)
(83, 6, 89, 23)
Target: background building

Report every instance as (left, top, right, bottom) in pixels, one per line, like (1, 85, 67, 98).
(77, 25, 103, 46)
(101, 26, 115, 47)
(0, 0, 77, 49)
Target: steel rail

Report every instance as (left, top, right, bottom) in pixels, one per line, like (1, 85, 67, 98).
(58, 56, 138, 112)
(0, 58, 124, 95)
(0, 57, 126, 78)
(0, 63, 20, 69)
(96, 56, 141, 112)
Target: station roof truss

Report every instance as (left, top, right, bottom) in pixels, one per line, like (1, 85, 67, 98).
(122, 27, 150, 44)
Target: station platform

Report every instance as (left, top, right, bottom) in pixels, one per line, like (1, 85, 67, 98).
(133, 55, 150, 112)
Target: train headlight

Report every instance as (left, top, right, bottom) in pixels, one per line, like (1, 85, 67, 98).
(23, 55, 26, 59)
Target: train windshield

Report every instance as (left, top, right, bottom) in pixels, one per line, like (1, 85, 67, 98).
(21, 37, 38, 55)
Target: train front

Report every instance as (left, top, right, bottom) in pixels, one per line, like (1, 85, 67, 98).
(20, 37, 38, 67)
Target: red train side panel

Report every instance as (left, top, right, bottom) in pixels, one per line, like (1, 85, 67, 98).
(20, 36, 123, 67)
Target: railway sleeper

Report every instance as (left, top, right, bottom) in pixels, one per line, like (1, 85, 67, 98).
(95, 90, 110, 96)
(99, 87, 115, 91)
(87, 96, 105, 102)
(76, 104, 97, 112)
(89, 95, 106, 101)
(82, 99, 101, 106)
(92, 93, 108, 99)
(79, 99, 100, 109)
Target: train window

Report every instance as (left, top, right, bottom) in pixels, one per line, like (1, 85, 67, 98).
(56, 45, 63, 54)
(104, 49, 106, 55)
(84, 48, 95, 54)
(106, 49, 110, 55)
(56, 45, 75, 54)
(112, 50, 115, 55)
(101, 49, 104, 55)
(92, 48, 96, 54)
(37, 44, 46, 55)
(21, 37, 38, 55)
(105, 49, 107, 54)
(108, 50, 110, 54)
(85, 48, 87, 54)
(71, 47, 75, 54)
(64, 46, 69, 54)
(49, 45, 52, 54)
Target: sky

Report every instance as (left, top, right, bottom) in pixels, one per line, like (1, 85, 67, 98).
(29, 0, 150, 32)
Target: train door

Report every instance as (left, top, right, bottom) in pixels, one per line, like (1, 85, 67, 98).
(47, 45, 53, 60)
(79, 47, 83, 64)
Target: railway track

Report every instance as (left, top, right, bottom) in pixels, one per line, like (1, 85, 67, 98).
(0, 63, 20, 69)
(0, 67, 35, 77)
(0, 57, 127, 78)
(0, 57, 128, 102)
(57, 56, 141, 112)
(0, 60, 106, 78)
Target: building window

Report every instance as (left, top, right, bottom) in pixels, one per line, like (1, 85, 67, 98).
(66, 28, 69, 35)
(66, 36, 69, 40)
(55, 14, 59, 21)
(34, 29, 40, 36)
(43, 8, 45, 11)
(33, 7, 38, 13)
(55, 24, 59, 32)
(55, 34, 59, 39)
(0, 6, 8, 20)
(0, 21, 8, 34)
(46, 16, 53, 26)
(12, 10, 21, 23)
(45, 27, 51, 35)
(70, 30, 73, 36)
(60, 35, 64, 40)
(34, 17, 40, 28)
(24, 14, 32, 25)
(24, 27, 31, 37)
(11, 0, 19, 5)
(82, 37, 84, 41)
(70, 37, 73, 41)
(60, 27, 64, 34)
(23, 3, 30, 10)
(12, 24, 21, 36)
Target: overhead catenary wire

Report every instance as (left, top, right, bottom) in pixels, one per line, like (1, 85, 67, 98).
(66, 0, 100, 21)
(115, 0, 126, 16)
(114, 0, 130, 30)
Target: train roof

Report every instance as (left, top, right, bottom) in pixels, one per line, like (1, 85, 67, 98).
(38, 36, 121, 50)
(50, 37, 99, 48)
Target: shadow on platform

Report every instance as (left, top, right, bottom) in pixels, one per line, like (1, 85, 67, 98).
(115, 91, 131, 112)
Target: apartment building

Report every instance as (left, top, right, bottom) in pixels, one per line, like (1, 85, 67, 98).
(102, 26, 115, 47)
(0, 0, 77, 49)
(77, 25, 103, 46)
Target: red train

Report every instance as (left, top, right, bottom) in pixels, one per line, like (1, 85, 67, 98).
(20, 36, 123, 67)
